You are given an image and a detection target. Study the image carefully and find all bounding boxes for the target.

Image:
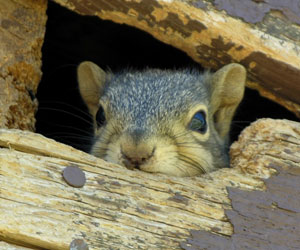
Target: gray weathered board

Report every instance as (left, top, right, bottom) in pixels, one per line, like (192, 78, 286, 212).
(0, 118, 299, 249)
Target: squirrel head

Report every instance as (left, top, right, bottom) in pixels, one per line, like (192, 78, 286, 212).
(78, 61, 246, 176)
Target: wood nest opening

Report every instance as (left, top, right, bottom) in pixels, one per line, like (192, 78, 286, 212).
(0, 0, 299, 249)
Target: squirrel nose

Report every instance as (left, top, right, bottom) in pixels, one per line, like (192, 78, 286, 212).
(121, 146, 155, 170)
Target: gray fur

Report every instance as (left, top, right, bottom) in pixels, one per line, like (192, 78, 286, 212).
(102, 68, 211, 131)
(78, 62, 246, 176)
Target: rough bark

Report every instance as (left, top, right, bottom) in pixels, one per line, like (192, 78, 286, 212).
(0, 0, 47, 130)
(0, 118, 299, 249)
(53, 0, 300, 118)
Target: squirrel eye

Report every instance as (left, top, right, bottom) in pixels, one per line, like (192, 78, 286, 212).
(189, 111, 207, 134)
(96, 105, 106, 127)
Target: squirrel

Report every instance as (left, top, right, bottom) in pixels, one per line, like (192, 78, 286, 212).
(77, 61, 246, 177)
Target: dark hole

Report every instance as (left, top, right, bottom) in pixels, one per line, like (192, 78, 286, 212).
(230, 88, 298, 142)
(35, 1, 299, 152)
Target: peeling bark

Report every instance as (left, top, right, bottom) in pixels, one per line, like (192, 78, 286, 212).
(182, 118, 300, 249)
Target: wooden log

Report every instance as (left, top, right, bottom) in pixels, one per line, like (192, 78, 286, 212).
(0, 242, 33, 250)
(52, 0, 300, 118)
(0, 0, 47, 130)
(0, 118, 299, 249)
(182, 119, 300, 249)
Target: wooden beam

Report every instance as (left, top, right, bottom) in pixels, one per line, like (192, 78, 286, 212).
(0, 118, 299, 249)
(53, 0, 300, 118)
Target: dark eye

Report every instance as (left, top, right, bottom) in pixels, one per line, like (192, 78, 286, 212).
(189, 111, 207, 134)
(96, 106, 106, 127)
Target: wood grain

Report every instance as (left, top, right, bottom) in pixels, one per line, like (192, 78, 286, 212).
(53, 0, 300, 117)
(0, 118, 299, 249)
(0, 126, 269, 250)
(182, 118, 300, 249)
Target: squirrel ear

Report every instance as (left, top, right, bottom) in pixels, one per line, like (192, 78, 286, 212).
(77, 61, 106, 117)
(210, 63, 246, 139)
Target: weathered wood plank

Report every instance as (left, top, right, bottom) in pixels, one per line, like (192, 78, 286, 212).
(0, 119, 299, 249)
(182, 119, 300, 249)
(0, 126, 270, 249)
(0, 242, 33, 250)
(52, 0, 300, 117)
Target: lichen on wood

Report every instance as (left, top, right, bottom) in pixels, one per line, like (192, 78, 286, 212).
(0, 0, 47, 130)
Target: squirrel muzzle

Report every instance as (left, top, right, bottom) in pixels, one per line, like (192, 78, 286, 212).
(120, 128, 156, 170)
